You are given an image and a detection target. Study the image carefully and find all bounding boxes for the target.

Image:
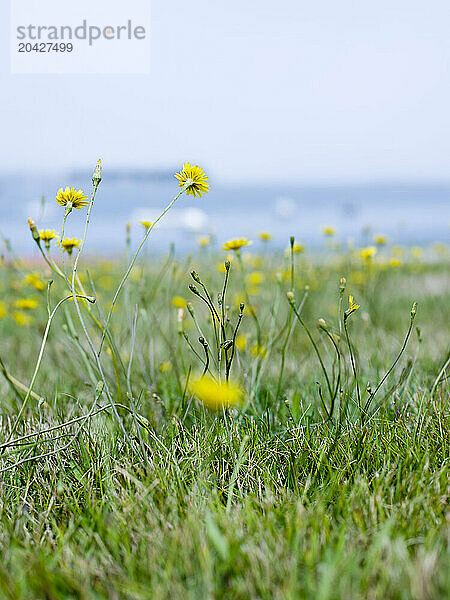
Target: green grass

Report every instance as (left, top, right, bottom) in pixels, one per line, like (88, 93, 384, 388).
(0, 236, 448, 598)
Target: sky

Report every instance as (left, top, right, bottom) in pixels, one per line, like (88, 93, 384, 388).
(1, 0, 450, 183)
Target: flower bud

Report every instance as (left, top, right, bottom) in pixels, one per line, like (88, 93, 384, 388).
(92, 159, 102, 186)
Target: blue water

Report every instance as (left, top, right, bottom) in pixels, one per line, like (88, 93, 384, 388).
(0, 169, 448, 254)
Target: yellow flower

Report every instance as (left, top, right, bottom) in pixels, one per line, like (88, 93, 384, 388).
(15, 298, 38, 310)
(235, 334, 248, 352)
(0, 301, 6, 319)
(292, 243, 305, 254)
(247, 271, 264, 286)
(322, 226, 336, 236)
(60, 238, 81, 255)
(411, 247, 423, 259)
(13, 311, 32, 326)
(359, 246, 377, 261)
(259, 232, 271, 242)
(24, 273, 45, 292)
(39, 229, 59, 244)
(160, 361, 172, 373)
(140, 220, 153, 229)
(222, 238, 252, 252)
(175, 163, 209, 197)
(251, 343, 267, 359)
(190, 376, 241, 411)
(197, 235, 212, 247)
(374, 234, 387, 245)
(388, 258, 402, 268)
(344, 295, 360, 320)
(172, 296, 187, 309)
(55, 187, 89, 210)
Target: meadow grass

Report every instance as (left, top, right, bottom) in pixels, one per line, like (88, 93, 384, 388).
(0, 165, 448, 599)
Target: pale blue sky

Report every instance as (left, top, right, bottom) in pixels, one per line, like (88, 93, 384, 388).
(1, 0, 450, 182)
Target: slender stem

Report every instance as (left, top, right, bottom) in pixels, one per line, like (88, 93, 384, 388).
(98, 187, 186, 355)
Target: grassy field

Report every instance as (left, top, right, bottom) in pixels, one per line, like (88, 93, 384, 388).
(0, 166, 448, 599)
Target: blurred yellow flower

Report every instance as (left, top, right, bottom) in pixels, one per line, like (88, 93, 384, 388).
(56, 187, 88, 210)
(247, 271, 264, 285)
(15, 298, 38, 310)
(411, 247, 423, 259)
(190, 376, 241, 411)
(24, 273, 45, 292)
(13, 311, 32, 326)
(388, 258, 402, 268)
(235, 334, 248, 352)
(322, 226, 336, 236)
(160, 361, 172, 373)
(359, 246, 377, 261)
(251, 343, 267, 359)
(175, 163, 209, 197)
(222, 238, 252, 251)
(292, 242, 305, 254)
(172, 296, 187, 309)
(140, 221, 153, 229)
(0, 301, 6, 319)
(374, 234, 387, 245)
(259, 232, 271, 242)
(197, 235, 212, 247)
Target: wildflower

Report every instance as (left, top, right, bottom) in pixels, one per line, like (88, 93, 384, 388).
(247, 271, 264, 286)
(411, 247, 423, 259)
(344, 295, 360, 320)
(190, 376, 241, 411)
(60, 238, 81, 256)
(28, 218, 41, 245)
(292, 242, 305, 254)
(160, 361, 172, 373)
(259, 232, 271, 242)
(222, 238, 252, 252)
(174, 163, 209, 197)
(359, 246, 377, 261)
(15, 298, 38, 310)
(172, 296, 187, 309)
(197, 235, 212, 247)
(55, 187, 89, 210)
(235, 334, 248, 352)
(39, 229, 58, 245)
(140, 221, 153, 229)
(13, 311, 32, 327)
(322, 226, 336, 236)
(24, 273, 45, 292)
(388, 258, 402, 268)
(251, 343, 267, 359)
(374, 234, 387, 245)
(0, 301, 6, 319)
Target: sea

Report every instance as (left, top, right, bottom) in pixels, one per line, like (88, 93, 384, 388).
(0, 169, 448, 255)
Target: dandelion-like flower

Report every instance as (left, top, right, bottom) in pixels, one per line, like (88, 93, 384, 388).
(15, 298, 39, 310)
(190, 376, 241, 411)
(344, 295, 360, 320)
(175, 163, 209, 197)
(24, 273, 45, 292)
(197, 235, 212, 247)
(222, 238, 252, 252)
(374, 234, 387, 245)
(56, 187, 89, 210)
(60, 237, 81, 256)
(322, 226, 336, 236)
(39, 230, 59, 248)
(259, 232, 271, 242)
(140, 221, 153, 229)
(359, 246, 377, 261)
